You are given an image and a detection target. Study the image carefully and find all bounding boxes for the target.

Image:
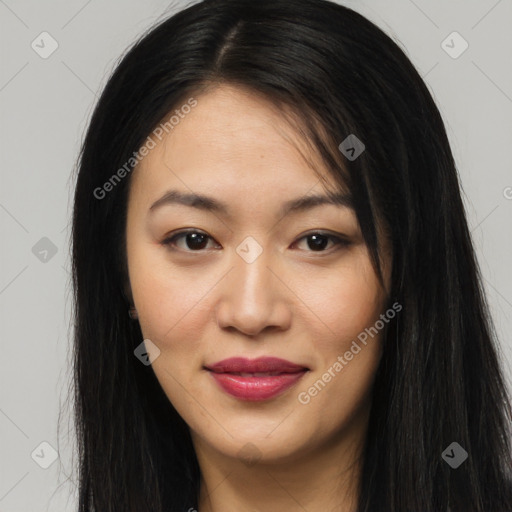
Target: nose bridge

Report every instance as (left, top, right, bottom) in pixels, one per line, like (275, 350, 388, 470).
(215, 237, 290, 336)
(235, 248, 272, 301)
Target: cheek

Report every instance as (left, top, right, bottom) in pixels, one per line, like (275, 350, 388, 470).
(129, 246, 228, 366)
(299, 253, 386, 354)
(294, 252, 386, 418)
(132, 265, 210, 408)
(134, 270, 210, 348)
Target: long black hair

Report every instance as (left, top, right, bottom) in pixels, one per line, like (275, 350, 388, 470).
(71, 0, 512, 510)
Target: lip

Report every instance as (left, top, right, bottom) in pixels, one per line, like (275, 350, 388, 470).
(205, 357, 309, 401)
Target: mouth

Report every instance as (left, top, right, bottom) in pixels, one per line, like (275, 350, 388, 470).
(216, 371, 298, 376)
(204, 357, 310, 401)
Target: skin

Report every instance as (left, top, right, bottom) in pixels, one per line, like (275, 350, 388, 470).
(125, 84, 392, 512)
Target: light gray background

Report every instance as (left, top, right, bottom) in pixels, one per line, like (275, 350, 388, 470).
(1, 1, 511, 510)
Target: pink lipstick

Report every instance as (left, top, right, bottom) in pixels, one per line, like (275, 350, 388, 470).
(205, 357, 309, 401)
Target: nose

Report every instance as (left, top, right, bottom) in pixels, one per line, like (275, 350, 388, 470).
(214, 246, 292, 337)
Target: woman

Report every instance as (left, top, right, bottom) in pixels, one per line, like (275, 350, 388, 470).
(71, 0, 512, 510)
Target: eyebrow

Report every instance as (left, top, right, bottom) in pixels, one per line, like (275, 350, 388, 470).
(149, 188, 353, 218)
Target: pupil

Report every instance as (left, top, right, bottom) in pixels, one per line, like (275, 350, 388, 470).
(308, 234, 328, 251)
(187, 233, 208, 250)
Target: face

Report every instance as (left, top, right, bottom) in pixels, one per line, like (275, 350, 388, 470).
(126, 84, 391, 466)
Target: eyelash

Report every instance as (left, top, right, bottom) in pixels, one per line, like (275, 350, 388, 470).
(161, 229, 351, 254)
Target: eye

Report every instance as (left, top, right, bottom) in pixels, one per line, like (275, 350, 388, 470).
(293, 232, 351, 253)
(161, 229, 219, 251)
(161, 229, 351, 253)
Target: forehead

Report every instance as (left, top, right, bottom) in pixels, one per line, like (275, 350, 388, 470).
(130, 85, 343, 203)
